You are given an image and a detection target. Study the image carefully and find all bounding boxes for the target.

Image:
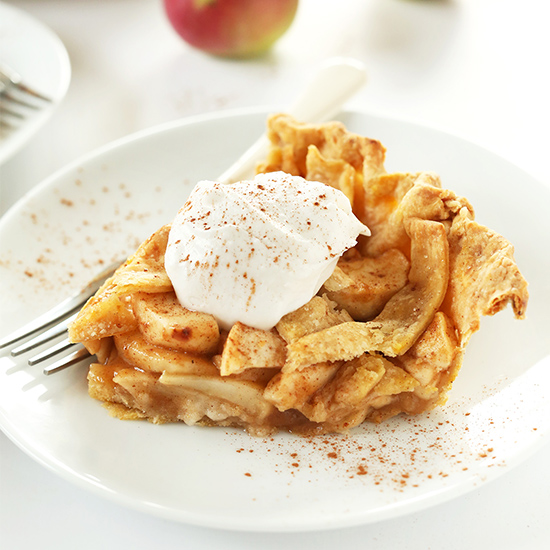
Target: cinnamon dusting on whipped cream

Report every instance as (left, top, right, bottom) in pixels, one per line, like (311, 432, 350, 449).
(165, 171, 369, 330)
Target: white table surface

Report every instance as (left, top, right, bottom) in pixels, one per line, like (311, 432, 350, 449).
(1, 0, 549, 548)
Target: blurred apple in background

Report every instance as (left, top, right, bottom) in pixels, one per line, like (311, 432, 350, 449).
(163, 0, 299, 58)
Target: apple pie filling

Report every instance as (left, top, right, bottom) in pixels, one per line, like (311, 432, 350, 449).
(69, 114, 528, 436)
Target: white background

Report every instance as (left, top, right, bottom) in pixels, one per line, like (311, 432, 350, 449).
(1, 0, 549, 548)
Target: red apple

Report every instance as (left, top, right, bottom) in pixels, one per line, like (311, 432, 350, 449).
(163, 0, 299, 58)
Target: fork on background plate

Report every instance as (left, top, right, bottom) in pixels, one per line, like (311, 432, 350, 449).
(0, 62, 52, 133)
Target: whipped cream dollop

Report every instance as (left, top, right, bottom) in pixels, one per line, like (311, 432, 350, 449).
(164, 171, 370, 331)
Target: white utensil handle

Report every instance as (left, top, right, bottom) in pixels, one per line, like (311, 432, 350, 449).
(217, 57, 367, 184)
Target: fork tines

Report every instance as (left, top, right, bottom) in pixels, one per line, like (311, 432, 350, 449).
(0, 62, 52, 131)
(1, 260, 122, 374)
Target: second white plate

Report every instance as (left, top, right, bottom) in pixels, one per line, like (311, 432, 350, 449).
(0, 2, 71, 164)
(0, 108, 549, 531)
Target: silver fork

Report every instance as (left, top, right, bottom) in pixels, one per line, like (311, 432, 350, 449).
(0, 57, 367, 375)
(0, 62, 52, 132)
(0, 260, 122, 375)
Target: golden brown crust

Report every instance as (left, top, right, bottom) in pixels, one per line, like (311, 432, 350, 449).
(322, 248, 410, 321)
(442, 208, 529, 346)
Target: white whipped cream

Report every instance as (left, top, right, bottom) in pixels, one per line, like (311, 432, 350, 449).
(164, 171, 370, 331)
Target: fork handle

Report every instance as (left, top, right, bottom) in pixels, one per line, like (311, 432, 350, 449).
(0, 62, 22, 86)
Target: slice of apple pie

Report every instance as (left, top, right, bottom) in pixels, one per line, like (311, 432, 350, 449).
(68, 114, 528, 436)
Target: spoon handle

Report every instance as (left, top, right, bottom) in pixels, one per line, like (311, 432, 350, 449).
(217, 57, 367, 184)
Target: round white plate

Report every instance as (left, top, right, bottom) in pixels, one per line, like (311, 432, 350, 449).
(0, 2, 71, 165)
(0, 109, 549, 532)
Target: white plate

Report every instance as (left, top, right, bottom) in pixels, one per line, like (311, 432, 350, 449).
(0, 2, 71, 165)
(1, 109, 549, 532)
